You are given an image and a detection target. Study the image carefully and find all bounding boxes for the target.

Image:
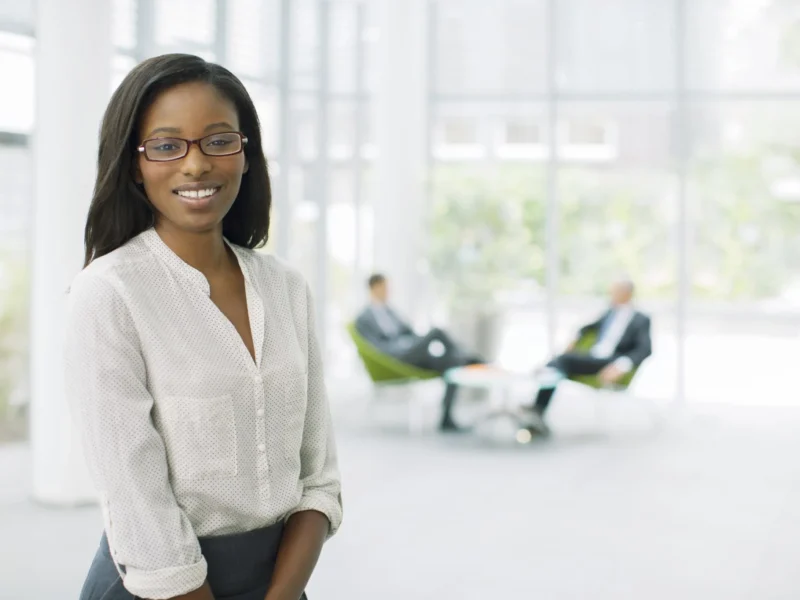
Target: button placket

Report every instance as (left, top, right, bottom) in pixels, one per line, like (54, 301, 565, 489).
(252, 370, 270, 498)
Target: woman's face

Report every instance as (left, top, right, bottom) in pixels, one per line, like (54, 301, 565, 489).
(136, 81, 248, 235)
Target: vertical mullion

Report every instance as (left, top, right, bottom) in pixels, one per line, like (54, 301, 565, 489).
(352, 2, 366, 308)
(276, 0, 292, 259)
(213, 0, 227, 64)
(544, 0, 559, 353)
(675, 0, 688, 406)
(135, 0, 155, 60)
(424, 0, 437, 321)
(315, 0, 331, 351)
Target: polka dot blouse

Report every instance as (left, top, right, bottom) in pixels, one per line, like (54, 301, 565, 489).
(64, 228, 342, 600)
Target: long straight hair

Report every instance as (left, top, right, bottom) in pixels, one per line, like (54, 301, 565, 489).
(84, 53, 271, 267)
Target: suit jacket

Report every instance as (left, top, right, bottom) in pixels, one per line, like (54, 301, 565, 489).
(579, 309, 652, 368)
(355, 305, 417, 356)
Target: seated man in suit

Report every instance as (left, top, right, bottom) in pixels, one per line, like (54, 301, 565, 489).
(524, 278, 652, 435)
(355, 273, 483, 432)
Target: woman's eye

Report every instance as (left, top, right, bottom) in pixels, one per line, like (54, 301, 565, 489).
(208, 139, 231, 147)
(154, 143, 178, 152)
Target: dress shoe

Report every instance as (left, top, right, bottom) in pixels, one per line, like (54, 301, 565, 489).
(439, 419, 469, 434)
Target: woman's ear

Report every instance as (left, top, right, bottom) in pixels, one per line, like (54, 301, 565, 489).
(243, 158, 249, 174)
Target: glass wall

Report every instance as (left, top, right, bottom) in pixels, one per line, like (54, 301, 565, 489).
(685, 101, 800, 404)
(0, 1, 35, 441)
(428, 0, 800, 404)
(3, 0, 800, 439)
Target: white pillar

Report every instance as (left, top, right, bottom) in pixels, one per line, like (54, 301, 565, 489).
(371, 0, 429, 321)
(30, 0, 112, 504)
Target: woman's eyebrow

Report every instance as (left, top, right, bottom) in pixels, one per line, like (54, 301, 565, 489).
(146, 126, 181, 137)
(204, 121, 235, 132)
(145, 122, 234, 138)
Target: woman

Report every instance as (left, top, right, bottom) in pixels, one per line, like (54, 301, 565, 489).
(65, 54, 342, 600)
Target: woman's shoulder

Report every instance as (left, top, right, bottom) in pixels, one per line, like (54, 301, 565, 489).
(68, 235, 152, 299)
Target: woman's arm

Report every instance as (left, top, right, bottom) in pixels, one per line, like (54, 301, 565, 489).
(263, 511, 329, 600)
(264, 283, 343, 600)
(66, 273, 209, 600)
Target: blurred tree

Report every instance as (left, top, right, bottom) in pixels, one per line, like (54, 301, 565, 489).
(778, 3, 800, 68)
(556, 168, 676, 298)
(691, 150, 800, 300)
(0, 254, 29, 423)
(429, 163, 675, 302)
(427, 164, 543, 311)
(428, 141, 800, 308)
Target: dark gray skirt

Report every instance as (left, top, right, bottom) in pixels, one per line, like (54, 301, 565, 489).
(79, 521, 307, 600)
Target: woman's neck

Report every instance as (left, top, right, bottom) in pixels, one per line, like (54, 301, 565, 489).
(154, 222, 230, 276)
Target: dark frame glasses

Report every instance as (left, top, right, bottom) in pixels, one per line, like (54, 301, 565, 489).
(137, 132, 248, 162)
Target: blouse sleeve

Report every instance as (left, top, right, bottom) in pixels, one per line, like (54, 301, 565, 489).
(285, 283, 343, 536)
(64, 272, 207, 599)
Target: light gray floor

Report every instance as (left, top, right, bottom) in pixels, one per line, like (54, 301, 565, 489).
(2, 386, 800, 600)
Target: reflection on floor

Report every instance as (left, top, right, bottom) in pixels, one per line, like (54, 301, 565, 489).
(1, 386, 799, 600)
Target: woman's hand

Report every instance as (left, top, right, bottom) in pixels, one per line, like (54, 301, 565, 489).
(264, 510, 330, 600)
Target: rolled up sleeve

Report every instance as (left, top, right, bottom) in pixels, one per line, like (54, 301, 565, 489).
(287, 285, 343, 536)
(65, 273, 206, 599)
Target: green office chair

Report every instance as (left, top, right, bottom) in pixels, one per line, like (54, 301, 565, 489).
(346, 323, 440, 383)
(346, 323, 440, 434)
(565, 330, 662, 431)
(568, 330, 638, 390)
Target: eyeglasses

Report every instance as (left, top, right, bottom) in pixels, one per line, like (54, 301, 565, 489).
(137, 132, 248, 162)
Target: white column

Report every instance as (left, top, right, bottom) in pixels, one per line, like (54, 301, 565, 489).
(29, 0, 112, 504)
(371, 0, 429, 321)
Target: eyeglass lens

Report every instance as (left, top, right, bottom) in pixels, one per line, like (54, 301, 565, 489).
(143, 132, 243, 161)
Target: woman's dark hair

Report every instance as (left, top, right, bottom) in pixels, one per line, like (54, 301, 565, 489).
(84, 53, 271, 266)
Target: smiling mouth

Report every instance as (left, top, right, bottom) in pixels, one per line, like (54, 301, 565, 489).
(173, 186, 221, 200)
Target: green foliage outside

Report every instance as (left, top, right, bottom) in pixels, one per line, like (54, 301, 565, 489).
(0, 252, 29, 425)
(556, 167, 676, 298)
(427, 165, 542, 308)
(779, 16, 800, 68)
(428, 149, 800, 308)
(691, 152, 800, 300)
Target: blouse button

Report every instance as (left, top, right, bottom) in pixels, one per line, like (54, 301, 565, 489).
(257, 444, 266, 452)
(257, 409, 265, 417)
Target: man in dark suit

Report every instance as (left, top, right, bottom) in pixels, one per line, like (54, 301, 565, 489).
(524, 278, 652, 434)
(355, 273, 483, 432)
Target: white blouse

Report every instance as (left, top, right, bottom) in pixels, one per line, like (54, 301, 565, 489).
(64, 228, 342, 600)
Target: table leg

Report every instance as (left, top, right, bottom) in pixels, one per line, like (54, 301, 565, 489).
(470, 385, 526, 431)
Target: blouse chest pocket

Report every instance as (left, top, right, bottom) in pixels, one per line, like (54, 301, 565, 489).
(157, 394, 238, 480)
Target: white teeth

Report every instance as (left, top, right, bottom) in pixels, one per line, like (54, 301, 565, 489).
(176, 188, 218, 199)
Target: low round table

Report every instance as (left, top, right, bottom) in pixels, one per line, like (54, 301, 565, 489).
(443, 365, 562, 442)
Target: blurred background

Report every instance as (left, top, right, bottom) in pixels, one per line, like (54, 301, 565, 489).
(2, 0, 800, 598)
